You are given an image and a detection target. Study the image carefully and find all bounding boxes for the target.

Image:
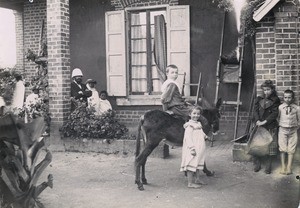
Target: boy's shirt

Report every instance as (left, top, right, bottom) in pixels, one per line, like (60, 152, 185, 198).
(161, 80, 185, 110)
(278, 103, 300, 128)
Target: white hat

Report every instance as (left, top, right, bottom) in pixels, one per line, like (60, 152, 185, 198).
(85, 79, 97, 84)
(71, 68, 83, 78)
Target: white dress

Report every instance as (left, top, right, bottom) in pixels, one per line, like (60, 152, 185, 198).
(87, 88, 99, 109)
(180, 120, 206, 172)
(99, 99, 112, 115)
(11, 80, 25, 109)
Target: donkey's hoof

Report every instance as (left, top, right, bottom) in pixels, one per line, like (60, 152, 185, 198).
(206, 171, 215, 177)
(47, 174, 54, 188)
(138, 185, 144, 191)
(142, 179, 148, 185)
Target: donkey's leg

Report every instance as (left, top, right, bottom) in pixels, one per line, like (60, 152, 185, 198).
(203, 162, 215, 177)
(135, 154, 143, 191)
(141, 157, 148, 184)
(135, 143, 159, 190)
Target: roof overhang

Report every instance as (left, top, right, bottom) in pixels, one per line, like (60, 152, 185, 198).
(0, 0, 24, 11)
(253, 0, 281, 22)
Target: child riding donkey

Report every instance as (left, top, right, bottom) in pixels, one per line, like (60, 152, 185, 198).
(161, 64, 215, 177)
(134, 64, 221, 190)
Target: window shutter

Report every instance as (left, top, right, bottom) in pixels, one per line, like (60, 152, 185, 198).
(105, 11, 127, 96)
(167, 6, 190, 96)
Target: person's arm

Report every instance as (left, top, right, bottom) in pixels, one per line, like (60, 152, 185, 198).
(161, 83, 177, 110)
(253, 97, 260, 123)
(82, 85, 92, 98)
(71, 83, 83, 99)
(296, 106, 300, 127)
(184, 126, 195, 151)
(277, 105, 281, 124)
(264, 97, 280, 126)
(106, 100, 112, 110)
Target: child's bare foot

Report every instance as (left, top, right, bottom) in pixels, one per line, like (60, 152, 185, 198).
(188, 183, 202, 189)
(286, 168, 292, 175)
(279, 168, 286, 175)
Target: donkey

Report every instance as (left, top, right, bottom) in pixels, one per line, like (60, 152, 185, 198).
(135, 98, 222, 190)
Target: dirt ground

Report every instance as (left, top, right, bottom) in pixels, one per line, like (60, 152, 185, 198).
(38, 141, 300, 208)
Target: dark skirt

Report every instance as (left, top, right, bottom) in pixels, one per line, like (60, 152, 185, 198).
(268, 127, 278, 156)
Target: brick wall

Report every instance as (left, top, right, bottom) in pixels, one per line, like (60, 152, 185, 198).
(274, 2, 299, 98)
(23, 0, 47, 83)
(47, 0, 70, 124)
(115, 109, 148, 124)
(255, 1, 300, 104)
(255, 16, 276, 93)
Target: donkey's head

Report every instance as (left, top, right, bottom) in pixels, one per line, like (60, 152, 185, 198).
(201, 98, 222, 135)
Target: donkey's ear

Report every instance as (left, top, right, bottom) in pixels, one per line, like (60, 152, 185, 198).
(215, 98, 222, 109)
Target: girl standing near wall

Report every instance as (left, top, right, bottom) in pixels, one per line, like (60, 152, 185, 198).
(253, 80, 280, 174)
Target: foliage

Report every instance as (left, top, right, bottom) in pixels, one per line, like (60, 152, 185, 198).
(24, 47, 50, 132)
(213, 0, 266, 37)
(25, 48, 38, 62)
(0, 68, 20, 105)
(60, 101, 129, 139)
(0, 114, 53, 208)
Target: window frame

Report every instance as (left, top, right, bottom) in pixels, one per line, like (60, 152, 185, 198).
(126, 5, 168, 96)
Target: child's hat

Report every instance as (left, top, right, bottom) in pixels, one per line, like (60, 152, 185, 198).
(86, 79, 97, 84)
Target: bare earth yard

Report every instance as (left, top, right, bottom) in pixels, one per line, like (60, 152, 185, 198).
(38, 141, 300, 208)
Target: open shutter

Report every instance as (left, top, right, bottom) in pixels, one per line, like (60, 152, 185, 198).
(167, 5, 190, 96)
(105, 11, 126, 96)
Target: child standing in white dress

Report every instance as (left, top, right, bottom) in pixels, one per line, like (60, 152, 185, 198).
(180, 106, 207, 188)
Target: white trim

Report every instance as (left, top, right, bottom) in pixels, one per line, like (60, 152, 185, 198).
(116, 95, 162, 106)
(116, 95, 197, 106)
(253, 0, 280, 22)
(125, 4, 168, 11)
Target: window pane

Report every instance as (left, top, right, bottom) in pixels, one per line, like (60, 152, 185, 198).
(132, 80, 147, 92)
(131, 52, 147, 65)
(131, 66, 147, 92)
(132, 66, 147, 79)
(131, 39, 147, 52)
(131, 25, 147, 39)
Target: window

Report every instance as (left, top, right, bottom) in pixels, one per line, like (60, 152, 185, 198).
(105, 6, 190, 105)
(128, 9, 166, 95)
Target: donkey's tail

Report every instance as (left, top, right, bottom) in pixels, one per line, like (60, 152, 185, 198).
(135, 115, 144, 158)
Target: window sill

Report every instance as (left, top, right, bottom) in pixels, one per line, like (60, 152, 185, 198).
(116, 95, 162, 106)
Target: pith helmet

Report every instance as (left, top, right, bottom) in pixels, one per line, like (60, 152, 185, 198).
(71, 68, 83, 78)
